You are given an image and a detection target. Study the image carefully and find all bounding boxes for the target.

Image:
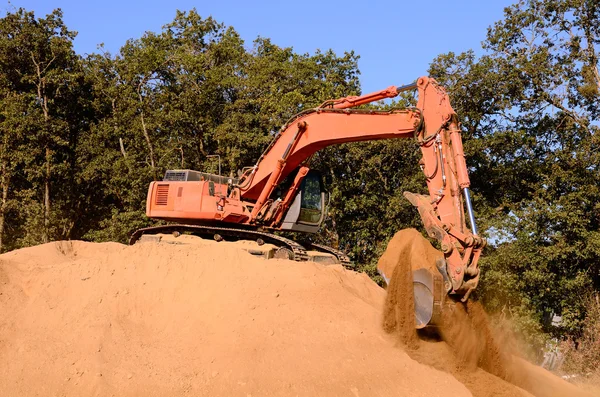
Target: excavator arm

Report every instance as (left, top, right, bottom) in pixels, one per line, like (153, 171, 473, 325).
(238, 77, 485, 299)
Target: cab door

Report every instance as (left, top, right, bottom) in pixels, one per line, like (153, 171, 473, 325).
(280, 171, 326, 233)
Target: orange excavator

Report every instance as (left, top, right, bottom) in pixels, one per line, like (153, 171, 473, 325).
(130, 76, 485, 328)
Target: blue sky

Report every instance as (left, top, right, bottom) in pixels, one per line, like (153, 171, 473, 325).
(6, 0, 513, 93)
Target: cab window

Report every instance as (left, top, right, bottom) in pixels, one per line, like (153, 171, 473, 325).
(298, 173, 323, 224)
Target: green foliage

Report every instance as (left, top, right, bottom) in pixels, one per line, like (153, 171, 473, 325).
(311, 137, 426, 266)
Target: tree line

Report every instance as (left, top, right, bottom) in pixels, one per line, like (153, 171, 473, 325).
(1, 0, 598, 354)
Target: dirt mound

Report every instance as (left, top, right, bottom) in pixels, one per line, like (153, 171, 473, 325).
(379, 229, 594, 397)
(0, 239, 470, 397)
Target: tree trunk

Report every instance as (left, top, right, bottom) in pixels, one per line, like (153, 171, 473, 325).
(43, 146, 50, 243)
(32, 52, 53, 243)
(139, 111, 157, 180)
(137, 90, 157, 180)
(0, 164, 8, 253)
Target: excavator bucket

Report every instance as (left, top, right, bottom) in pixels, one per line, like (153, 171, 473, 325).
(377, 229, 447, 329)
(412, 267, 444, 328)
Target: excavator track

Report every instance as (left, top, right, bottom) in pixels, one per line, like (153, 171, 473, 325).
(304, 242, 353, 268)
(130, 224, 312, 262)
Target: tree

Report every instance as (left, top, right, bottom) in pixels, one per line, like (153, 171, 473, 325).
(429, 0, 600, 338)
(0, 8, 88, 249)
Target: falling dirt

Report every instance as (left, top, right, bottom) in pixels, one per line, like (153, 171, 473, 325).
(380, 229, 421, 348)
(379, 229, 594, 397)
(0, 239, 470, 397)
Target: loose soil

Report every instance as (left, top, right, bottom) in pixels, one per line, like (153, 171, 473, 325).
(380, 229, 594, 397)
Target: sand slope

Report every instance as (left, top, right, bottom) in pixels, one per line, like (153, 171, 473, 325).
(0, 240, 469, 397)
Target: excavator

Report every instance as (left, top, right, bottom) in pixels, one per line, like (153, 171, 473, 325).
(130, 76, 486, 329)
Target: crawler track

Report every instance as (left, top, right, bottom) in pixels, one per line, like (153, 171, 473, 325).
(130, 224, 315, 261)
(130, 224, 356, 268)
(305, 242, 353, 268)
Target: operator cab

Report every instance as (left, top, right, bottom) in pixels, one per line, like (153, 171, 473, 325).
(280, 170, 327, 233)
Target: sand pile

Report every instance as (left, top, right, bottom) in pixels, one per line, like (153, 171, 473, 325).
(0, 239, 470, 397)
(380, 229, 595, 397)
